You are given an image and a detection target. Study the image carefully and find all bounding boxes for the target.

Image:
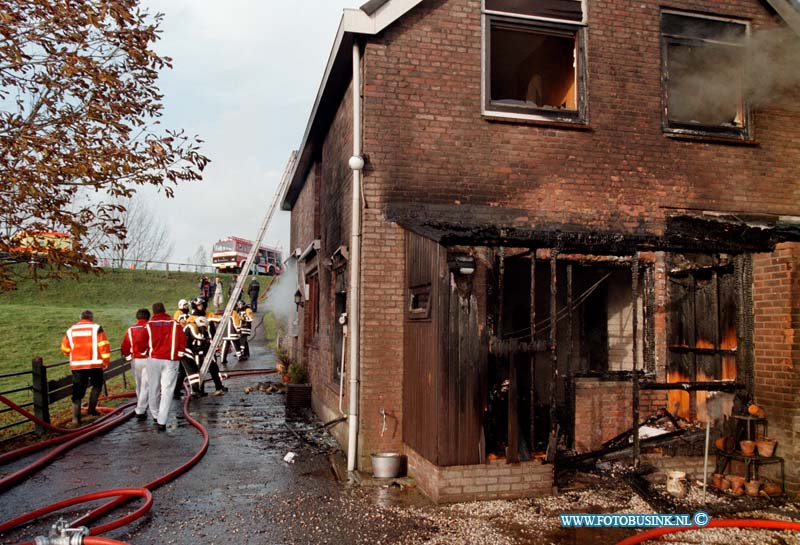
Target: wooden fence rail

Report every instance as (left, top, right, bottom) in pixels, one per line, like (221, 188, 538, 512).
(1, 350, 130, 439)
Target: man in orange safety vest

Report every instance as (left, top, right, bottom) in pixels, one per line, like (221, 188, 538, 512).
(60, 310, 111, 426)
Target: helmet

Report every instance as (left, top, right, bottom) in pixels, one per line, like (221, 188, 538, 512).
(195, 317, 208, 329)
(235, 300, 246, 310)
(178, 299, 188, 310)
(191, 297, 206, 311)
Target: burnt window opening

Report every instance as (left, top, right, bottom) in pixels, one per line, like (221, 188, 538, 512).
(485, 254, 645, 457)
(408, 285, 432, 320)
(661, 12, 750, 139)
(303, 270, 320, 344)
(483, 6, 586, 122)
(333, 268, 347, 381)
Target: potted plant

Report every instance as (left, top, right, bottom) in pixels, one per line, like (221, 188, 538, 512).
(285, 362, 311, 411)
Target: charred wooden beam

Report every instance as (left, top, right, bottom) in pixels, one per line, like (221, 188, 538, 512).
(529, 255, 536, 452)
(490, 338, 548, 356)
(549, 248, 558, 439)
(559, 429, 686, 467)
(639, 380, 742, 392)
(632, 255, 641, 470)
(385, 203, 799, 255)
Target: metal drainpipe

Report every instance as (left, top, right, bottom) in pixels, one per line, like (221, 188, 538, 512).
(347, 40, 363, 473)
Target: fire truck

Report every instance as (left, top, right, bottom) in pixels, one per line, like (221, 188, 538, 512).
(2, 231, 72, 262)
(212, 236, 283, 275)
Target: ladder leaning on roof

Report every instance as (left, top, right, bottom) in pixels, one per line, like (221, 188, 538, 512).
(198, 151, 298, 383)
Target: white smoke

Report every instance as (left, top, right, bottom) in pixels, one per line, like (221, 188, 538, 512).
(264, 259, 298, 334)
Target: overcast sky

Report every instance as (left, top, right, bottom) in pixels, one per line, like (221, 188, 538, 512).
(138, 0, 362, 264)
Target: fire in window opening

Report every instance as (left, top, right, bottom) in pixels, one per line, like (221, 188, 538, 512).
(661, 12, 749, 136)
(666, 256, 740, 422)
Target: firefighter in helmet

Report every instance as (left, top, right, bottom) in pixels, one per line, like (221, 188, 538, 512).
(184, 297, 227, 397)
(173, 299, 190, 325)
(236, 300, 254, 361)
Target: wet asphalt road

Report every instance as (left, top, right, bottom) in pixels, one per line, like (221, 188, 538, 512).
(0, 319, 439, 545)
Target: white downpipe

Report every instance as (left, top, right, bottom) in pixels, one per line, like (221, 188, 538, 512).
(347, 41, 363, 473)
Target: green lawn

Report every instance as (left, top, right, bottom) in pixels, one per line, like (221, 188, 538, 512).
(0, 268, 207, 384)
(0, 267, 278, 440)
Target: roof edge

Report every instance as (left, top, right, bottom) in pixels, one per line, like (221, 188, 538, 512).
(763, 0, 800, 35)
(282, 0, 425, 211)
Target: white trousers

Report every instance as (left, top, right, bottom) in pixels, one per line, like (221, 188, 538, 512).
(147, 359, 179, 426)
(131, 358, 149, 416)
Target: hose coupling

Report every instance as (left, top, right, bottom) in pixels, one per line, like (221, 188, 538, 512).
(34, 519, 90, 545)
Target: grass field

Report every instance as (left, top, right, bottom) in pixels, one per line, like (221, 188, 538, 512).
(0, 267, 277, 440)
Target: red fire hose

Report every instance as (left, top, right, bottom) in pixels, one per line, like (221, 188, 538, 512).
(615, 519, 800, 545)
(0, 488, 152, 542)
(0, 369, 275, 545)
(0, 394, 132, 436)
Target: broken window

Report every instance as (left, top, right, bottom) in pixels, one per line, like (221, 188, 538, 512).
(661, 12, 749, 138)
(408, 285, 432, 320)
(303, 270, 319, 343)
(483, 1, 586, 122)
(333, 268, 346, 381)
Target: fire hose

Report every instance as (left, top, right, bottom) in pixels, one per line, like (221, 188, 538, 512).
(0, 369, 275, 545)
(615, 519, 800, 545)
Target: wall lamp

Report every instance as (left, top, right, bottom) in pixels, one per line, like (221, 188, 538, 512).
(448, 255, 476, 276)
(294, 289, 305, 310)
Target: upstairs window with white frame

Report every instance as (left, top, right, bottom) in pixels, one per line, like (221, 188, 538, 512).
(661, 12, 750, 139)
(482, 0, 587, 123)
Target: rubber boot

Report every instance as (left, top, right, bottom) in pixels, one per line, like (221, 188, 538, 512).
(72, 402, 82, 426)
(87, 387, 101, 416)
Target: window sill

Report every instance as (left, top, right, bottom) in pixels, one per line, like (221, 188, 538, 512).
(663, 131, 758, 147)
(483, 112, 592, 131)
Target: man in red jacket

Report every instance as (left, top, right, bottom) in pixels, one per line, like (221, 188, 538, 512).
(145, 302, 186, 431)
(121, 308, 151, 420)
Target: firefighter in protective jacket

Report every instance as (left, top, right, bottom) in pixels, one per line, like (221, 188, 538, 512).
(183, 297, 227, 397)
(60, 310, 111, 426)
(236, 300, 254, 361)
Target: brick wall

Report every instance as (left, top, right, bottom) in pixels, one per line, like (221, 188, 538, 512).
(574, 378, 633, 453)
(752, 243, 800, 493)
(406, 446, 553, 503)
(357, 210, 406, 469)
(362, 0, 800, 233)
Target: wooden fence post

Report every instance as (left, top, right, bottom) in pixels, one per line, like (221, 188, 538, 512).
(31, 356, 50, 433)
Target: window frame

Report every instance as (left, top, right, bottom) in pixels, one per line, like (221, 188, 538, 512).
(660, 10, 752, 140)
(408, 284, 433, 321)
(303, 268, 320, 344)
(481, 4, 588, 124)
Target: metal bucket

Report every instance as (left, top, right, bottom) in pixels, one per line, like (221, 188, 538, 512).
(371, 453, 406, 479)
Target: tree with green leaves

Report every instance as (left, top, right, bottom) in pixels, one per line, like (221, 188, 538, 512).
(0, 0, 209, 289)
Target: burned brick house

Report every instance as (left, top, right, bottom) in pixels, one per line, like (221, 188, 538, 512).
(280, 0, 800, 502)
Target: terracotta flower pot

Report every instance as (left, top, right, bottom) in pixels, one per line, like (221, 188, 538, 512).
(740, 440, 756, 457)
(712, 473, 724, 489)
(756, 438, 777, 458)
(728, 475, 746, 496)
(745, 480, 761, 497)
(763, 481, 782, 496)
(748, 404, 766, 418)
